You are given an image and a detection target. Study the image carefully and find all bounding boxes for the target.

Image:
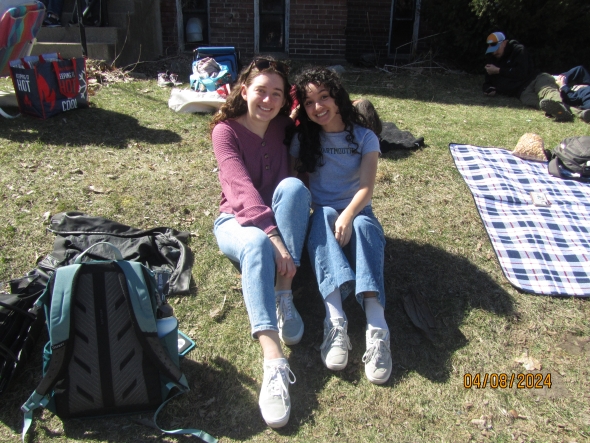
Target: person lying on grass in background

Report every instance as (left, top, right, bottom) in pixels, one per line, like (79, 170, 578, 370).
(483, 31, 573, 122)
(554, 65, 590, 123)
(210, 56, 311, 428)
(290, 66, 392, 385)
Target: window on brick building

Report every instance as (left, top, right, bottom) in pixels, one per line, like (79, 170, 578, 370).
(257, 0, 288, 53)
(181, 0, 208, 49)
(389, 0, 419, 58)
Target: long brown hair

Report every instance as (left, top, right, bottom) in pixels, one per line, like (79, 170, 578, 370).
(209, 57, 292, 133)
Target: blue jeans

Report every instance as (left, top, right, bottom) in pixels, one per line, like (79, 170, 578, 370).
(42, 0, 64, 15)
(560, 65, 590, 110)
(213, 177, 311, 338)
(307, 205, 386, 308)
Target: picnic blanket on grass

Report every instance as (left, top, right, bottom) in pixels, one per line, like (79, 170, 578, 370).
(449, 143, 590, 297)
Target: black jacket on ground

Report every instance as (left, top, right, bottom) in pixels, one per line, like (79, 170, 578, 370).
(2, 212, 194, 396)
(483, 40, 539, 97)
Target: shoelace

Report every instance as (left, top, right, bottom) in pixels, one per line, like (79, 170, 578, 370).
(362, 337, 387, 365)
(320, 324, 352, 351)
(266, 364, 296, 406)
(277, 294, 294, 321)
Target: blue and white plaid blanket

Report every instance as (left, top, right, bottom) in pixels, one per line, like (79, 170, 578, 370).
(450, 143, 590, 297)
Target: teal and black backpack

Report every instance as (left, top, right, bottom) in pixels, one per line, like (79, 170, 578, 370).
(21, 242, 216, 443)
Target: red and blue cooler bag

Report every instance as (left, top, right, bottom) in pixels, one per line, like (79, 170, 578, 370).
(9, 54, 89, 119)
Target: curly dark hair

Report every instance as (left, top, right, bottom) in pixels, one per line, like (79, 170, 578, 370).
(209, 57, 293, 133)
(293, 67, 369, 174)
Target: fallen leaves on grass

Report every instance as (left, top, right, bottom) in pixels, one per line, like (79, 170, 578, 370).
(471, 415, 492, 429)
(514, 351, 542, 370)
(209, 294, 227, 319)
(88, 185, 110, 194)
(85, 59, 136, 95)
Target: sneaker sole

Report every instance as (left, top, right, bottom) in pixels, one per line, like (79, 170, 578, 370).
(540, 100, 573, 122)
(321, 353, 348, 371)
(365, 368, 391, 385)
(261, 408, 290, 428)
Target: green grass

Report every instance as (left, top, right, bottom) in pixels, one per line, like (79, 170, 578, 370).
(1, 63, 590, 443)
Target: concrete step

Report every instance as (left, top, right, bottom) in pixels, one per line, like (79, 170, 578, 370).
(34, 0, 161, 67)
(30, 42, 116, 62)
(37, 26, 120, 44)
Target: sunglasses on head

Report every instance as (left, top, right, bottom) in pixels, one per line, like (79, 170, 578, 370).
(248, 58, 289, 76)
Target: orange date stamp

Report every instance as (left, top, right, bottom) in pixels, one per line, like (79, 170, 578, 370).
(463, 373, 551, 389)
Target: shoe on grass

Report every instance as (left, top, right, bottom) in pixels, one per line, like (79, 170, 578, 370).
(157, 72, 172, 87)
(320, 317, 351, 371)
(259, 358, 295, 428)
(362, 327, 392, 384)
(168, 73, 182, 86)
(581, 109, 590, 123)
(539, 99, 573, 122)
(276, 292, 304, 345)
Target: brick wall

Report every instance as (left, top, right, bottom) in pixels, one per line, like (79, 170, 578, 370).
(158, 0, 390, 62)
(210, 0, 256, 60)
(345, 0, 391, 64)
(289, 0, 347, 61)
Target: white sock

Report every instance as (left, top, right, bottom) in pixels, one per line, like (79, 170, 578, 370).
(364, 296, 388, 332)
(264, 357, 287, 366)
(275, 290, 291, 299)
(324, 288, 345, 320)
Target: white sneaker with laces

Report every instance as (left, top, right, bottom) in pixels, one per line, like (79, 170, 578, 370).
(258, 358, 296, 428)
(320, 317, 351, 371)
(276, 292, 304, 345)
(362, 327, 392, 384)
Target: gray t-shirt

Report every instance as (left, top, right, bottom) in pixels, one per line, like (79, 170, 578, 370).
(290, 125, 380, 210)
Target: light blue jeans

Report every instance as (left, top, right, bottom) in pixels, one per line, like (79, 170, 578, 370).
(213, 177, 311, 338)
(307, 205, 386, 308)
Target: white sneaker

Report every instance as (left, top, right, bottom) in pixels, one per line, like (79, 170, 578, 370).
(362, 327, 392, 384)
(320, 317, 351, 371)
(276, 292, 304, 345)
(258, 358, 296, 428)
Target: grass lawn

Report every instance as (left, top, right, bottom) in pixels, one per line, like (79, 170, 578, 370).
(1, 61, 589, 443)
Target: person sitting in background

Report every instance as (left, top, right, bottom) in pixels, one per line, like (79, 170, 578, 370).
(554, 65, 590, 123)
(482, 32, 572, 122)
(41, 0, 62, 27)
(352, 99, 382, 136)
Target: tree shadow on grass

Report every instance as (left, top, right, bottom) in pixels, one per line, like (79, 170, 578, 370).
(1, 355, 264, 442)
(381, 238, 516, 384)
(0, 107, 181, 148)
(287, 236, 516, 425)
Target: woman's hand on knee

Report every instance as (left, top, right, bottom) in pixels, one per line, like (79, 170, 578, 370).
(269, 236, 296, 278)
(334, 212, 353, 247)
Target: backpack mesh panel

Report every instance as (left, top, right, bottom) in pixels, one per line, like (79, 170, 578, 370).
(55, 263, 160, 418)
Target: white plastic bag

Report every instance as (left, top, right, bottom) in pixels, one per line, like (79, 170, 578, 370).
(168, 88, 225, 113)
